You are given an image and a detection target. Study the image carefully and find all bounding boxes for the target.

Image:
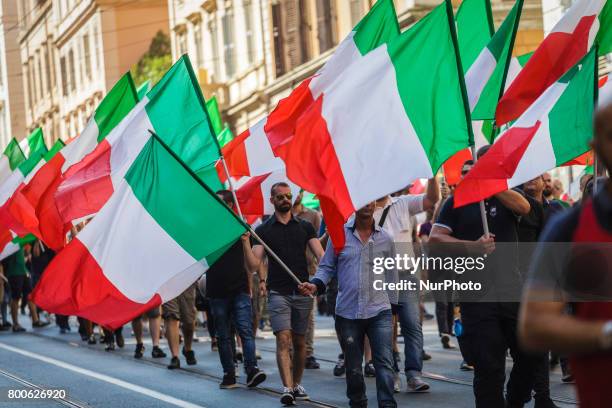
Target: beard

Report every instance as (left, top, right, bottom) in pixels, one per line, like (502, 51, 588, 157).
(275, 202, 292, 213)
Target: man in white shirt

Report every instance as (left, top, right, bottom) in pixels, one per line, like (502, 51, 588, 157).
(373, 178, 439, 392)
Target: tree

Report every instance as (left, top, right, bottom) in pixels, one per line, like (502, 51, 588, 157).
(131, 31, 172, 87)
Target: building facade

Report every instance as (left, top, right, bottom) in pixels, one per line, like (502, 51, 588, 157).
(168, 0, 544, 136)
(17, 0, 169, 145)
(0, 0, 27, 148)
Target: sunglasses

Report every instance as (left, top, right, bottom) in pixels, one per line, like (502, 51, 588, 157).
(274, 193, 293, 201)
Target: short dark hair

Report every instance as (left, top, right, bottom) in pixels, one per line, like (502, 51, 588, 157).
(216, 190, 234, 205)
(462, 159, 474, 168)
(270, 182, 290, 197)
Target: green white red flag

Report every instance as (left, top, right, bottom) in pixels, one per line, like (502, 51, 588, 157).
(0, 74, 139, 250)
(32, 136, 246, 329)
(455, 49, 596, 207)
(55, 56, 223, 227)
(496, 0, 609, 126)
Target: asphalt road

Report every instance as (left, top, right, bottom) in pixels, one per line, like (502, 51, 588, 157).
(0, 310, 577, 408)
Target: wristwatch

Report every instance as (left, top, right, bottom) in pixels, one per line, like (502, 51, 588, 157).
(601, 321, 612, 350)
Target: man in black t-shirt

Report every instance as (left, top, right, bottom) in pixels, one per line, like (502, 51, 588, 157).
(430, 151, 538, 408)
(207, 191, 266, 390)
(252, 182, 324, 405)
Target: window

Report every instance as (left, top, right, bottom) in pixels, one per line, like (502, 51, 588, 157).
(37, 52, 44, 99)
(244, 1, 255, 64)
(45, 47, 52, 91)
(222, 11, 236, 78)
(350, 0, 363, 26)
(60, 56, 68, 96)
(209, 20, 221, 81)
(83, 34, 92, 80)
(28, 61, 35, 107)
(316, 0, 335, 53)
(193, 22, 203, 67)
(272, 3, 285, 77)
(93, 25, 100, 73)
(68, 49, 76, 92)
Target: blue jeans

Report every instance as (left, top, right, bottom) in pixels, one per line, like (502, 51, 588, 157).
(335, 310, 396, 408)
(397, 298, 423, 379)
(210, 293, 257, 374)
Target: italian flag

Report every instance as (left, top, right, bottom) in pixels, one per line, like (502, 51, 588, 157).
(32, 136, 246, 329)
(455, 49, 596, 207)
(496, 0, 609, 126)
(221, 0, 400, 180)
(0, 136, 59, 258)
(278, 0, 471, 250)
(465, 0, 523, 119)
(0, 138, 26, 186)
(442, 0, 522, 185)
(19, 128, 46, 158)
(0, 74, 138, 250)
(55, 56, 223, 226)
(456, 0, 494, 74)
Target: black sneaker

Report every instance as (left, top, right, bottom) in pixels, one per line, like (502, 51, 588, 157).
(333, 354, 345, 377)
(167, 356, 180, 370)
(12, 325, 26, 333)
(280, 387, 295, 406)
(116, 332, 125, 348)
(87, 334, 97, 345)
(0, 324, 9, 332)
(364, 361, 376, 377)
(220, 373, 238, 389)
(152, 346, 166, 358)
(182, 348, 197, 365)
(134, 343, 144, 359)
(246, 367, 266, 388)
(292, 384, 309, 400)
(305, 356, 320, 369)
(441, 333, 454, 349)
(105, 342, 116, 352)
(422, 350, 432, 361)
(32, 320, 50, 328)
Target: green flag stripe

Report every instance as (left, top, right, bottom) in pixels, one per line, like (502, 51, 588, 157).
(124, 136, 246, 263)
(548, 49, 595, 164)
(27, 128, 46, 156)
(44, 140, 65, 162)
(206, 97, 224, 136)
(145, 55, 222, 191)
(94, 73, 139, 142)
(472, 0, 523, 120)
(4, 139, 26, 170)
(352, 0, 400, 55)
(456, 0, 494, 73)
(389, 1, 471, 171)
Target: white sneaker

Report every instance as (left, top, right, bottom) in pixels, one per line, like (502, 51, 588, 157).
(393, 372, 401, 393)
(406, 376, 430, 393)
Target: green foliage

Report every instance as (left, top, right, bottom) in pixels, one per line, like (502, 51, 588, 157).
(131, 31, 172, 87)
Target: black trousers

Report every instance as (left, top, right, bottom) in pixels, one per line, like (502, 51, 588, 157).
(460, 302, 538, 408)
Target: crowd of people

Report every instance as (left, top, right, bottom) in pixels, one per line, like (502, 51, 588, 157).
(1, 106, 611, 408)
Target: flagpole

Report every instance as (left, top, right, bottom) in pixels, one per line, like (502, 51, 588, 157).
(147, 130, 305, 286)
(593, 43, 600, 195)
(470, 146, 491, 238)
(219, 157, 245, 219)
(446, 0, 490, 237)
